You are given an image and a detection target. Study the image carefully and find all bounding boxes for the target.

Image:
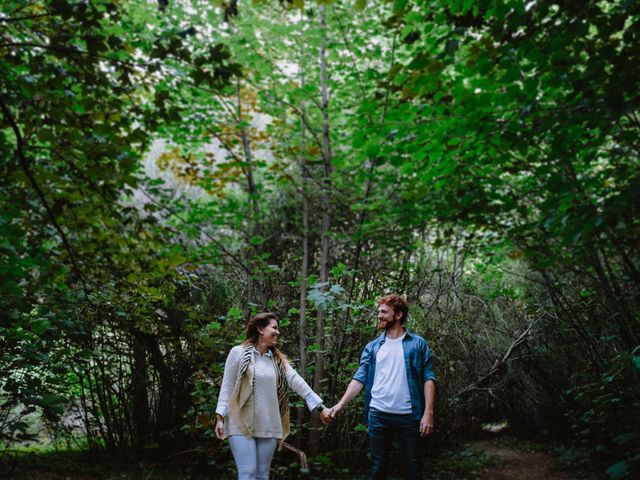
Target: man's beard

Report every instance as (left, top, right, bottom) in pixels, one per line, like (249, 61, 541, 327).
(378, 318, 397, 330)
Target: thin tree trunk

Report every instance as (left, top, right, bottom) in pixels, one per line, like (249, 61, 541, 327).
(94, 362, 118, 448)
(538, 269, 604, 374)
(597, 242, 640, 344)
(75, 368, 97, 450)
(564, 159, 639, 345)
(329, 34, 397, 400)
(131, 335, 150, 448)
(296, 25, 311, 444)
(86, 365, 111, 449)
(607, 232, 640, 287)
(236, 78, 267, 309)
(310, 4, 332, 455)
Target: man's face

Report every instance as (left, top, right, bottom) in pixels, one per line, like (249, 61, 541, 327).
(377, 303, 400, 330)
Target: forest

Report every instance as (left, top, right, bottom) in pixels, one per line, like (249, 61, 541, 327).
(1, 0, 639, 479)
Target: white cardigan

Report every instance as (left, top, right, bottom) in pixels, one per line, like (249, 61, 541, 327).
(215, 345, 322, 439)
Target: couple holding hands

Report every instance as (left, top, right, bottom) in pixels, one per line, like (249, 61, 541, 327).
(214, 294, 436, 480)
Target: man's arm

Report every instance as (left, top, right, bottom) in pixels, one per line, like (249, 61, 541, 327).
(419, 379, 436, 437)
(328, 379, 364, 418)
(330, 342, 372, 419)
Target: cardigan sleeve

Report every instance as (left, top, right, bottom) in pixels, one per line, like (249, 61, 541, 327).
(215, 345, 242, 418)
(285, 362, 323, 411)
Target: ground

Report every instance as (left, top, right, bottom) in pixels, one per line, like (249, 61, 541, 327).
(471, 439, 574, 480)
(1, 433, 602, 480)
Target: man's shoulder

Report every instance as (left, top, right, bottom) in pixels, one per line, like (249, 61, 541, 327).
(404, 330, 429, 347)
(364, 333, 385, 350)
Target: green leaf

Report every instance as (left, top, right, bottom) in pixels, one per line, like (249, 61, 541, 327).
(28, 394, 67, 421)
(227, 307, 243, 320)
(606, 461, 628, 480)
(355, 0, 367, 12)
(613, 433, 638, 445)
(330, 263, 348, 277)
(365, 140, 381, 158)
(30, 318, 51, 335)
(445, 39, 459, 57)
(249, 235, 265, 245)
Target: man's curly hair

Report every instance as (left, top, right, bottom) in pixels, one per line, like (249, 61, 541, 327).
(377, 293, 409, 324)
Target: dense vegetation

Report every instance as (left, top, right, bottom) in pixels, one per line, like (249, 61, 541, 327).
(1, 0, 638, 479)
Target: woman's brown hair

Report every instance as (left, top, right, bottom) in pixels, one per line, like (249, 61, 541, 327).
(242, 312, 288, 363)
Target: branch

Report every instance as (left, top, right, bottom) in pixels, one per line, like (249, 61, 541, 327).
(243, 27, 323, 113)
(331, 5, 368, 113)
(281, 442, 309, 474)
(192, 84, 239, 122)
(380, 32, 397, 126)
(138, 187, 253, 276)
(0, 13, 51, 22)
(448, 319, 538, 403)
(242, 76, 326, 156)
(0, 42, 137, 67)
(5, 1, 37, 17)
(0, 97, 89, 294)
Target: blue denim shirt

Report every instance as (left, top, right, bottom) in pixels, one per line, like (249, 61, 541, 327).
(352, 329, 436, 424)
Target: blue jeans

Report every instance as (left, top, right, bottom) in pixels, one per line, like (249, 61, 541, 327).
(368, 408, 422, 480)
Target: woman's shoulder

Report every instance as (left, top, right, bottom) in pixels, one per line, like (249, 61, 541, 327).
(228, 344, 246, 357)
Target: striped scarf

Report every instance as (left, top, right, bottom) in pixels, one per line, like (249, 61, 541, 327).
(237, 343, 289, 419)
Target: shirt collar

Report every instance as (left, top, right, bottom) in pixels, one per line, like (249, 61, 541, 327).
(379, 328, 412, 344)
(253, 346, 273, 357)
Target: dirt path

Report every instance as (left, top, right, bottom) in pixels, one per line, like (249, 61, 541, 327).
(471, 439, 573, 480)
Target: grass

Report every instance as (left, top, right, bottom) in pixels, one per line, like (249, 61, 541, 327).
(4, 437, 604, 480)
(1, 442, 496, 480)
(428, 445, 496, 480)
(479, 432, 604, 480)
(0, 445, 239, 480)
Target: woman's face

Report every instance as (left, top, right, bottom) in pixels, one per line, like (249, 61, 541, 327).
(259, 319, 280, 348)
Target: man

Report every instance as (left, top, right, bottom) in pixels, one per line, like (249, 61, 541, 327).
(329, 294, 436, 480)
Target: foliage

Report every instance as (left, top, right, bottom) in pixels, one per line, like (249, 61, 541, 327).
(0, 0, 238, 448)
(0, 447, 229, 480)
(567, 346, 640, 479)
(1, 1, 638, 478)
(427, 445, 495, 480)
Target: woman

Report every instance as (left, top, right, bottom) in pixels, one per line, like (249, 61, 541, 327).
(215, 312, 331, 480)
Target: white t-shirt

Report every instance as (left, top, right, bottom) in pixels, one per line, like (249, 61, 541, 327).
(369, 333, 412, 414)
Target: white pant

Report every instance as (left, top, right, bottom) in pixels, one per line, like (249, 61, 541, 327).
(228, 435, 279, 480)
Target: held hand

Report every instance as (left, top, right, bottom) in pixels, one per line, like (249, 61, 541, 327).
(319, 408, 333, 425)
(328, 403, 343, 420)
(215, 416, 225, 440)
(419, 412, 434, 438)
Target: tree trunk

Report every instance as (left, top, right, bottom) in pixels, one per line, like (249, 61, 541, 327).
(329, 33, 397, 401)
(309, 4, 332, 455)
(296, 28, 310, 447)
(236, 78, 267, 309)
(131, 335, 151, 448)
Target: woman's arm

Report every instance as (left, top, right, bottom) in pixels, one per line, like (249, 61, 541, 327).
(214, 346, 241, 439)
(284, 363, 334, 424)
(284, 362, 323, 410)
